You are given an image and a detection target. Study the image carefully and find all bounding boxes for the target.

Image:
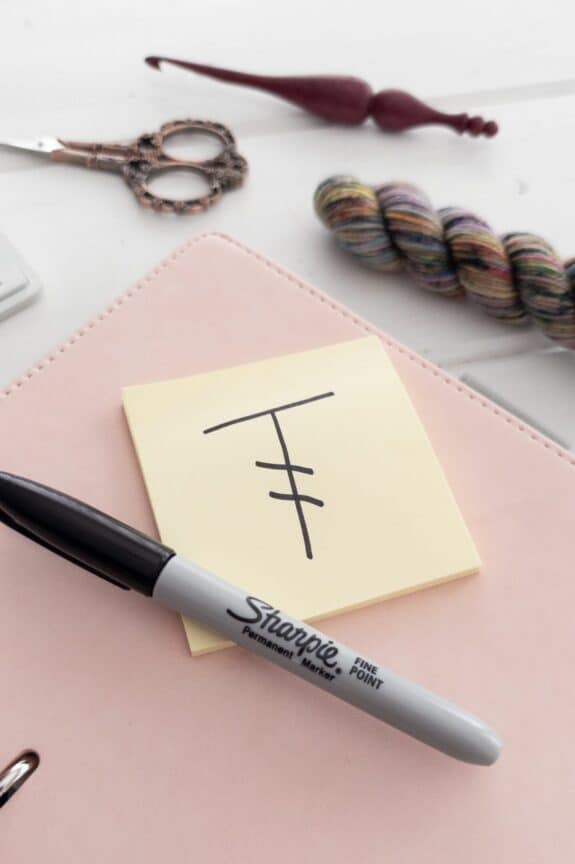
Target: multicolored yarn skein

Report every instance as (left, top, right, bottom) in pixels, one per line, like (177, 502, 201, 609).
(314, 176, 575, 347)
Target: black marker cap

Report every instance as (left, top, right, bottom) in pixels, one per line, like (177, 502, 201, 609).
(0, 472, 174, 594)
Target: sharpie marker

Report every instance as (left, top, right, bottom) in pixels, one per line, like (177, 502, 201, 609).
(0, 472, 501, 765)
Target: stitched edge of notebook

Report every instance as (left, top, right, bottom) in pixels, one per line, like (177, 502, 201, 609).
(0, 232, 211, 400)
(2, 231, 574, 472)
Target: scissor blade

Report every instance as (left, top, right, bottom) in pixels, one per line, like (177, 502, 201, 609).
(0, 136, 62, 156)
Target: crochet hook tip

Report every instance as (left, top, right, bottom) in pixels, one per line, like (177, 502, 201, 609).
(144, 56, 163, 70)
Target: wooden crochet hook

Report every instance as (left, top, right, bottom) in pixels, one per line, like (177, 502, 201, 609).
(145, 56, 498, 137)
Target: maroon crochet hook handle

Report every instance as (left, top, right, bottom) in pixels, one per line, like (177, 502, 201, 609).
(145, 56, 498, 138)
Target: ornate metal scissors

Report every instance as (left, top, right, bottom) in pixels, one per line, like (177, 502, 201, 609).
(0, 119, 247, 214)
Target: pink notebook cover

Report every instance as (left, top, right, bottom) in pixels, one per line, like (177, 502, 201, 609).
(1, 234, 574, 862)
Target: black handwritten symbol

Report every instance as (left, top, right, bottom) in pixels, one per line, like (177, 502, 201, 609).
(203, 392, 335, 560)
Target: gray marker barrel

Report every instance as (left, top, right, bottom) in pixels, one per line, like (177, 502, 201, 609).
(155, 556, 501, 765)
(0, 471, 501, 767)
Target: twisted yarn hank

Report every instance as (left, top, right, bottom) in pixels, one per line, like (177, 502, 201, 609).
(314, 176, 575, 347)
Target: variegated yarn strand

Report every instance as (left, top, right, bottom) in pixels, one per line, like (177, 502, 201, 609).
(314, 176, 575, 347)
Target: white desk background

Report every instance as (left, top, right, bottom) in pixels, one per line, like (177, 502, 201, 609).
(2, 0, 575, 447)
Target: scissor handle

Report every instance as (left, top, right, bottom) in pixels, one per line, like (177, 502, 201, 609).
(123, 119, 248, 214)
(147, 119, 236, 163)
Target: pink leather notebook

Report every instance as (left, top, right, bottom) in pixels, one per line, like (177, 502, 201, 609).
(1, 234, 574, 862)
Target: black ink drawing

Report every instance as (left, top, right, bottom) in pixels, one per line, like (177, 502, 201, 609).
(203, 392, 335, 560)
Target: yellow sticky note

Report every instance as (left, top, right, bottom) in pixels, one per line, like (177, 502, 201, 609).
(123, 337, 480, 654)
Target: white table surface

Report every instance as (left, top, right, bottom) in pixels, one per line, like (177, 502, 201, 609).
(2, 0, 575, 445)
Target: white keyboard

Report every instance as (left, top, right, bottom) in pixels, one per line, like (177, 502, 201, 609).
(0, 235, 40, 322)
